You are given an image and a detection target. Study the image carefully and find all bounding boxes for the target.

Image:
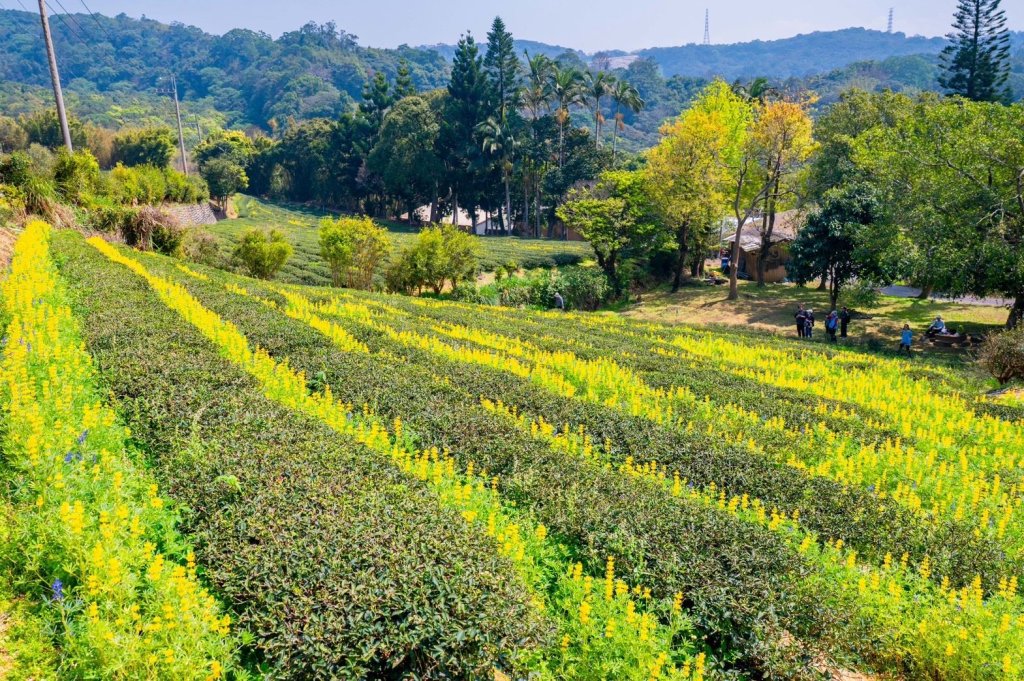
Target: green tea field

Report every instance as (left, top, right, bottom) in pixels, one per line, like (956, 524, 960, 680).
(205, 196, 592, 286)
(3, 223, 1024, 680)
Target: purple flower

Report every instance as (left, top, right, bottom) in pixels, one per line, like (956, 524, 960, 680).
(64, 451, 75, 464)
(77, 430, 89, 445)
(51, 578, 63, 601)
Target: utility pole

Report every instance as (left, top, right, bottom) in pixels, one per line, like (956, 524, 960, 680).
(37, 0, 73, 152)
(170, 74, 189, 176)
(193, 114, 203, 141)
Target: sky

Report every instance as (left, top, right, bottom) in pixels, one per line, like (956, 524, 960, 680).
(74, 0, 1022, 53)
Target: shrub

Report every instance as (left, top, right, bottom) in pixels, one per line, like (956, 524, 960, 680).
(558, 265, 609, 311)
(163, 168, 210, 204)
(389, 224, 480, 294)
(151, 213, 185, 256)
(0, 183, 25, 225)
(181, 228, 222, 267)
(111, 127, 176, 168)
(0, 151, 32, 187)
(52, 149, 100, 205)
(318, 216, 389, 289)
(978, 326, 1024, 385)
(233, 228, 292, 279)
(109, 164, 168, 205)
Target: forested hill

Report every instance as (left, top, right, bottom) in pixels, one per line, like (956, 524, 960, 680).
(0, 9, 450, 128)
(639, 28, 948, 79)
(1, 7, 1021, 142)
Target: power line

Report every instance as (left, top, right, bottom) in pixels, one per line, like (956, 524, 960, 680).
(44, 0, 86, 42)
(52, 0, 93, 44)
(78, 0, 114, 42)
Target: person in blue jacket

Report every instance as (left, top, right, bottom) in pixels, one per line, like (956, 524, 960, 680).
(899, 324, 913, 356)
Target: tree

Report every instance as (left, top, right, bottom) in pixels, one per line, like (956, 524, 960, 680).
(202, 158, 248, 208)
(549, 65, 584, 168)
(442, 34, 491, 223)
(367, 96, 442, 221)
(522, 52, 554, 120)
(318, 215, 390, 289)
(19, 110, 87, 150)
(646, 103, 727, 291)
(855, 97, 1024, 327)
(111, 128, 177, 168)
(556, 171, 655, 297)
(395, 59, 416, 98)
(685, 81, 761, 300)
(584, 72, 615, 147)
(788, 183, 895, 308)
(359, 71, 396, 133)
(610, 80, 644, 163)
(233, 228, 292, 279)
(483, 17, 520, 124)
(748, 99, 816, 286)
(477, 117, 516, 234)
(194, 130, 256, 169)
(939, 0, 1012, 102)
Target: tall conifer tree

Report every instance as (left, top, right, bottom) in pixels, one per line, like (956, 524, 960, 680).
(939, 0, 1012, 102)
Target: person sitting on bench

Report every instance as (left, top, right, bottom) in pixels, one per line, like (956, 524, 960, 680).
(926, 316, 948, 337)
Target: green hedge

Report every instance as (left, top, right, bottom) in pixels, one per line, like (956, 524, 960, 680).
(53, 232, 550, 679)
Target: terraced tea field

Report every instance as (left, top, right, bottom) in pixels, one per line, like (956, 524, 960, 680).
(3, 224, 1024, 679)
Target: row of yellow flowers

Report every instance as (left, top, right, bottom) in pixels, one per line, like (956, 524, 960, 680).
(293, 289, 1024, 562)
(103, 241, 705, 680)
(478, 397, 1024, 679)
(0, 223, 233, 679)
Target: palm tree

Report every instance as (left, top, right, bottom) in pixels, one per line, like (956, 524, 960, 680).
(610, 79, 644, 163)
(731, 77, 779, 103)
(584, 71, 615, 147)
(477, 116, 516, 234)
(548, 65, 584, 167)
(522, 51, 554, 120)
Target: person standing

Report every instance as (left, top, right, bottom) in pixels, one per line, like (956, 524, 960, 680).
(839, 306, 851, 338)
(899, 324, 913, 356)
(795, 305, 807, 338)
(826, 311, 838, 343)
(553, 291, 565, 312)
(804, 309, 815, 339)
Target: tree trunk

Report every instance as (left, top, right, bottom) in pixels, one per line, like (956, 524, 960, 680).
(671, 223, 690, 293)
(504, 173, 513, 235)
(523, 182, 530, 236)
(452, 193, 459, 226)
(917, 284, 933, 300)
(817, 274, 827, 291)
(1007, 294, 1024, 329)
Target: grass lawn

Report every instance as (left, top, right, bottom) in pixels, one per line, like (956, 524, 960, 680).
(624, 278, 1009, 356)
(204, 195, 592, 287)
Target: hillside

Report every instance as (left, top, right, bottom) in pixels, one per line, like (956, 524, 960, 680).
(638, 28, 948, 79)
(5, 222, 1024, 677)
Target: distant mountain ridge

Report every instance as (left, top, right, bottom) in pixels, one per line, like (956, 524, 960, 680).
(422, 27, 1023, 81)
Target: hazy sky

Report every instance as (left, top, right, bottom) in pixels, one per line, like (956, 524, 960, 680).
(74, 0, 1021, 52)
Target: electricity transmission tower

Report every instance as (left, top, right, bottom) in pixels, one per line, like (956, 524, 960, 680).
(37, 0, 73, 151)
(887, 8, 894, 33)
(703, 9, 710, 45)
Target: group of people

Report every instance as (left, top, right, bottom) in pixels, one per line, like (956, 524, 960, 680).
(898, 316, 956, 356)
(795, 305, 851, 343)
